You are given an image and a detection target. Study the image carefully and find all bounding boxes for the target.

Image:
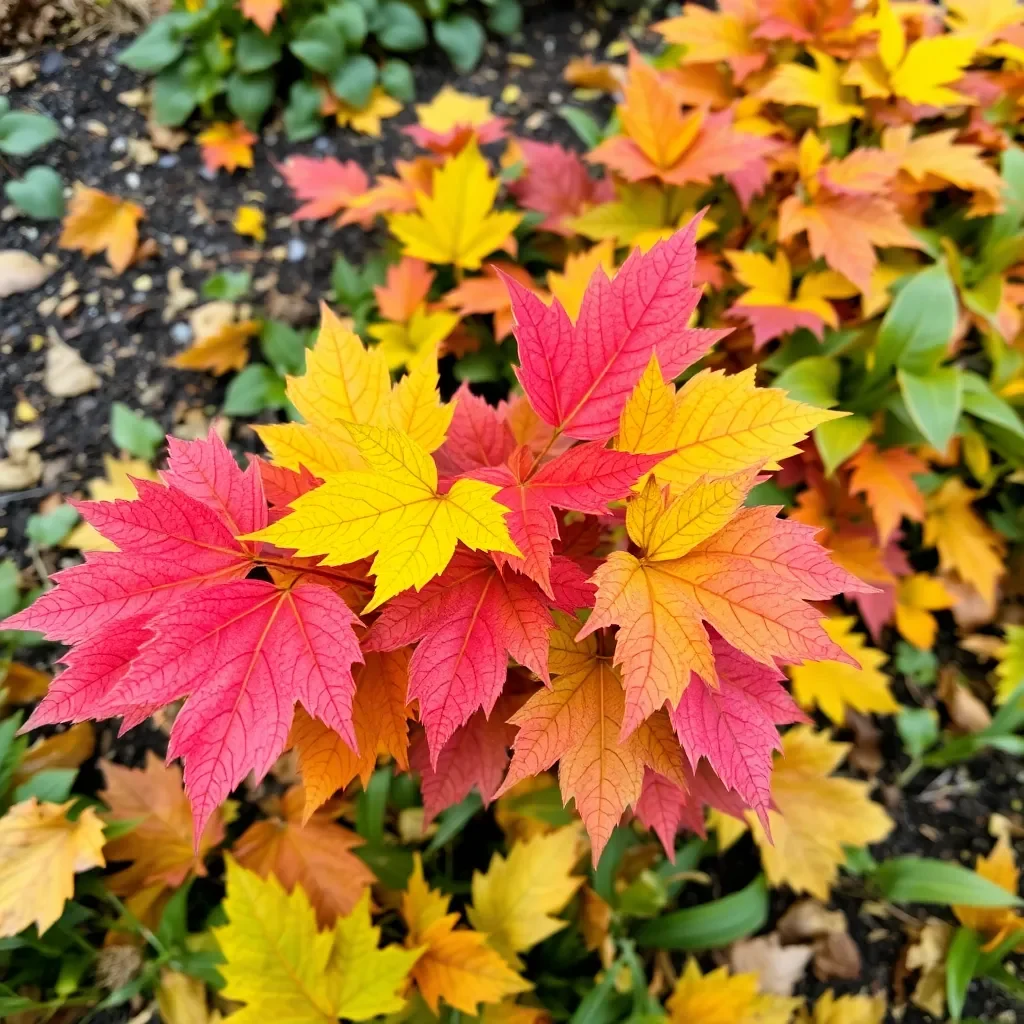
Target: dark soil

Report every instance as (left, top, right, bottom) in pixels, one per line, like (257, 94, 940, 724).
(2, 4, 1023, 1022)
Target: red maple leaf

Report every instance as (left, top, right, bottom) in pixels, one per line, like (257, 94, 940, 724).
(279, 156, 369, 224)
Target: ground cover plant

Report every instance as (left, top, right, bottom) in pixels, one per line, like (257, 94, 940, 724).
(5, 0, 1024, 1021)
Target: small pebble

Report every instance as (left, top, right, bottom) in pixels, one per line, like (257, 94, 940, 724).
(199, 167, 218, 182)
(110, 137, 127, 154)
(133, 275, 153, 293)
(158, 154, 179, 169)
(287, 239, 307, 263)
(314, 137, 332, 152)
(40, 51, 64, 75)
(125, 172, 141, 189)
(170, 322, 192, 344)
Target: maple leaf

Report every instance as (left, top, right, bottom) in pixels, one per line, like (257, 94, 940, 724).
(240, 0, 280, 34)
(789, 617, 898, 726)
(197, 121, 256, 174)
(497, 613, 688, 863)
(101, 752, 224, 897)
(442, 263, 536, 341)
(571, 181, 697, 249)
(215, 857, 422, 1024)
(923, 477, 1006, 607)
(508, 139, 612, 235)
(63, 455, 160, 552)
(996, 626, 1024, 704)
(340, 156, 435, 225)
(894, 573, 954, 650)
(234, 204, 265, 242)
(546, 240, 616, 321)
(758, 47, 864, 126)
(405, 86, 507, 154)
(280, 156, 369, 223)
(170, 319, 261, 375)
(666, 958, 800, 1024)
(388, 140, 522, 270)
(59, 185, 143, 274)
(402, 856, 531, 1014)
(12, 723, 94, 787)
(847, 443, 927, 545)
(366, 550, 554, 757)
(233, 785, 375, 928)
(291, 648, 411, 818)
(0, 799, 105, 937)
(374, 257, 435, 323)
(250, 425, 519, 612)
(881, 126, 1004, 203)
(471, 442, 663, 597)
(654, 4, 766, 81)
(468, 827, 585, 967)
(434, 385, 517, 477)
(506, 219, 728, 441)
(328, 87, 402, 137)
(367, 305, 460, 370)
(808, 990, 887, 1024)
(725, 248, 855, 348)
(749, 726, 893, 899)
(953, 832, 1024, 949)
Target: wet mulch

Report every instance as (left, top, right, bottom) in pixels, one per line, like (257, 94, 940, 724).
(1, 4, 1023, 1021)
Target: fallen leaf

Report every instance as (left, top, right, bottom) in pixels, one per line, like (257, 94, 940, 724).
(805, 990, 886, 1024)
(170, 319, 261, 375)
(729, 933, 812, 996)
(13, 722, 95, 786)
(240, 0, 280, 33)
(332, 88, 402, 137)
(197, 121, 256, 174)
(44, 340, 101, 397)
(0, 250, 53, 297)
(904, 918, 952, 1018)
(666, 958, 800, 1024)
(64, 455, 161, 551)
(59, 186, 143, 274)
(233, 205, 265, 242)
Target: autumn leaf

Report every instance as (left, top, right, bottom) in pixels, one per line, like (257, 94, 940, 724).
(170, 319, 261, 375)
(240, 0, 280, 35)
(847, 443, 927, 545)
(405, 86, 507, 154)
(367, 305, 460, 370)
(250, 425, 520, 612)
(331, 88, 403, 137)
(759, 48, 864, 126)
(341, 156, 435, 225)
(374, 257, 435, 323)
(389, 140, 522, 270)
(546, 240, 616, 321)
(497, 613, 688, 863)
(953, 832, 1024, 949)
(442, 263, 536, 340)
(215, 857, 422, 1024)
(996, 625, 1024, 703)
(291, 648, 411, 818)
(894, 573, 954, 651)
(807, 991, 887, 1024)
(101, 752, 224, 897)
(923, 477, 1006, 607)
(468, 827, 584, 967)
(59, 185, 143, 274)
(280, 156, 369, 223)
(789, 617, 898, 726)
(654, 5, 766, 81)
(233, 205, 265, 242)
(197, 121, 256, 174)
(666, 958, 800, 1024)
(232, 785, 375, 928)
(403, 856, 531, 1013)
(749, 727, 894, 899)
(63, 455, 160, 551)
(881, 126, 1004, 203)
(0, 799, 106, 937)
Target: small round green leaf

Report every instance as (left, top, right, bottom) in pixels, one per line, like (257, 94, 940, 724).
(0, 111, 60, 157)
(488, 0, 522, 35)
(152, 67, 199, 126)
(328, 0, 368, 47)
(4, 166, 64, 220)
(284, 80, 324, 142)
(118, 17, 185, 73)
(375, 1, 427, 51)
(290, 17, 346, 74)
(380, 59, 415, 102)
(330, 54, 378, 108)
(227, 71, 276, 130)
(434, 14, 485, 73)
(236, 28, 282, 73)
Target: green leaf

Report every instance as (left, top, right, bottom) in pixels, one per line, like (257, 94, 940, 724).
(896, 707, 939, 759)
(283, 80, 324, 142)
(152, 67, 198, 127)
(330, 54, 378, 108)
(235, 28, 282, 74)
(894, 641, 938, 685)
(260, 320, 307, 376)
(290, 17, 347, 74)
(110, 402, 164, 460)
(13, 768, 77, 804)
(814, 414, 872, 475)
(328, 0, 369, 46)
(961, 371, 1024, 440)
(380, 59, 415, 101)
(772, 356, 840, 409)
(874, 265, 957, 377)
(355, 765, 391, 843)
(425, 792, 482, 854)
(559, 106, 605, 149)
(434, 15, 486, 73)
(4, 166, 64, 220)
(633, 875, 769, 950)
(0, 560, 22, 620)
(872, 857, 1024, 907)
(226, 71, 275, 131)
(26, 505, 80, 548)
(118, 18, 185, 73)
(0, 111, 60, 157)
(375, 1, 427, 51)
(202, 269, 251, 300)
(488, 0, 522, 35)
(223, 365, 286, 416)
(947, 927, 982, 1021)
(156, 878, 193, 949)
(898, 367, 963, 451)
(453, 350, 503, 383)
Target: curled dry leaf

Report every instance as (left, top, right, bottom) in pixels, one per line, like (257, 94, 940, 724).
(44, 341, 101, 398)
(728, 932, 812, 996)
(903, 918, 952, 1019)
(0, 249, 53, 297)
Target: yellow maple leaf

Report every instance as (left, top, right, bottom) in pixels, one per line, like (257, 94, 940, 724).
(953, 832, 1024, 949)
(618, 357, 844, 492)
(403, 856, 531, 1014)
(995, 625, 1024, 703)
(59, 185, 143, 275)
(197, 121, 256, 173)
(0, 798, 106, 937)
(248, 423, 518, 610)
(789, 617, 898, 725)
(750, 727, 893, 900)
(170, 320, 261, 376)
(654, 5, 764, 81)
(881, 126, 1004, 202)
(546, 240, 616, 320)
(389, 140, 522, 270)
(666, 958, 800, 1024)
(64, 455, 160, 551)
(214, 856, 422, 1024)
(233, 205, 266, 242)
(923, 477, 1005, 607)
(157, 969, 220, 1024)
(467, 827, 585, 967)
(759, 48, 864, 126)
(804, 990, 887, 1024)
(367, 304, 460, 370)
(416, 86, 493, 133)
(894, 573, 954, 651)
(335, 88, 403, 137)
(947, 0, 1024, 60)
(388, 348, 456, 454)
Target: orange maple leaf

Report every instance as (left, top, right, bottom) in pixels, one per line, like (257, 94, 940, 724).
(340, 157, 437, 226)
(232, 784, 375, 928)
(239, 0, 280, 34)
(848, 443, 928, 545)
(197, 121, 256, 174)
(169, 320, 261, 375)
(442, 262, 535, 340)
(59, 186, 143, 275)
(374, 258, 436, 323)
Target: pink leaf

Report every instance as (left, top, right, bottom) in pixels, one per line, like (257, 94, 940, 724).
(279, 156, 369, 222)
